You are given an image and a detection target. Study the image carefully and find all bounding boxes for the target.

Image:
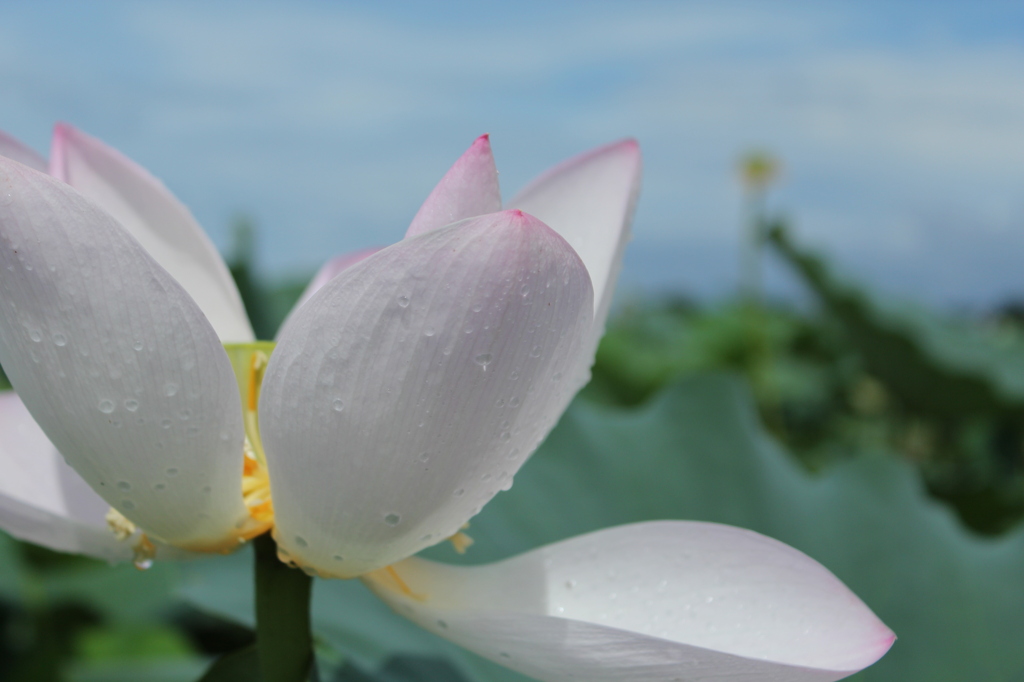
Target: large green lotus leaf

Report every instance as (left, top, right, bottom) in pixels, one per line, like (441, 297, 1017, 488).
(183, 374, 1024, 681)
(767, 224, 1024, 418)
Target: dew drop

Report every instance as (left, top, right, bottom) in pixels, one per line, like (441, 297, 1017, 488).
(295, 536, 308, 548)
(117, 481, 131, 491)
(161, 419, 172, 429)
(552, 372, 563, 381)
(121, 500, 135, 510)
(509, 396, 520, 408)
(436, 619, 448, 629)
(164, 383, 179, 397)
(454, 488, 465, 497)
(332, 398, 344, 412)
(179, 408, 191, 420)
(397, 295, 410, 308)
(124, 399, 139, 412)
(417, 452, 430, 463)
(52, 333, 67, 346)
(496, 398, 505, 407)
(510, 371, 519, 381)
(473, 353, 492, 369)
(499, 431, 511, 441)
(500, 652, 511, 659)
(529, 345, 541, 358)
(133, 341, 144, 351)
(424, 327, 435, 337)
(521, 284, 530, 296)
(472, 302, 483, 313)
(384, 512, 401, 526)
(154, 483, 166, 491)
(481, 473, 492, 481)
(333, 554, 344, 561)
(98, 399, 115, 414)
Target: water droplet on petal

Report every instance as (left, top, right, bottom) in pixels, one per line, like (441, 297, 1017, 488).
(28, 330, 41, 342)
(98, 400, 115, 414)
(333, 554, 344, 561)
(454, 488, 465, 497)
(529, 345, 541, 358)
(164, 383, 179, 397)
(295, 536, 308, 547)
(161, 419, 172, 429)
(474, 353, 492, 369)
(154, 483, 166, 491)
(397, 295, 410, 308)
(384, 513, 401, 526)
(332, 399, 344, 412)
(424, 327, 435, 337)
(117, 481, 131, 491)
(124, 399, 139, 412)
(121, 500, 135, 510)
(166, 467, 179, 476)
(133, 341, 144, 351)
(52, 333, 67, 346)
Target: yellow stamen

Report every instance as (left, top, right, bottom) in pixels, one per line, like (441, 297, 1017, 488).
(106, 507, 136, 541)
(367, 564, 425, 601)
(448, 531, 474, 554)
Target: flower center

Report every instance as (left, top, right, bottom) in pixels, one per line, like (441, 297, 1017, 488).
(225, 342, 277, 529)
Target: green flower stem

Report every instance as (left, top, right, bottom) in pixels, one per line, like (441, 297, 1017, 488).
(254, 533, 317, 682)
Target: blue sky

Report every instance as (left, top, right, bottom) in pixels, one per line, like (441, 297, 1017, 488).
(2, 1, 1024, 308)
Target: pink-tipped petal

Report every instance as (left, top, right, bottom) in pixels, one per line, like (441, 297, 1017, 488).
(405, 135, 502, 238)
(366, 521, 894, 682)
(509, 140, 641, 388)
(0, 131, 47, 173)
(261, 210, 594, 577)
(0, 158, 250, 550)
(48, 124, 254, 342)
(0, 391, 130, 561)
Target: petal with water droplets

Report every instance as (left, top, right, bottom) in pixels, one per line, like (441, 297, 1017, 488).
(405, 135, 501, 238)
(49, 124, 253, 342)
(366, 521, 895, 682)
(0, 158, 250, 550)
(279, 248, 383, 338)
(509, 140, 640, 380)
(261, 210, 593, 577)
(0, 391, 130, 561)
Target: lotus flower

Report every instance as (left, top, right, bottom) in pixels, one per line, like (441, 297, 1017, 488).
(0, 125, 893, 681)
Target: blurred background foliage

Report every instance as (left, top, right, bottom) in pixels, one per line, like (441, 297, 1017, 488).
(2, 189, 1024, 679)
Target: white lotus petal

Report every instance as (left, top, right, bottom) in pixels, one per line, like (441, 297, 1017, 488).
(0, 390, 130, 561)
(280, 248, 382, 338)
(0, 158, 250, 550)
(262, 210, 593, 577)
(405, 134, 501, 238)
(0, 130, 47, 173)
(48, 124, 254, 342)
(366, 521, 895, 682)
(508, 140, 640, 385)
